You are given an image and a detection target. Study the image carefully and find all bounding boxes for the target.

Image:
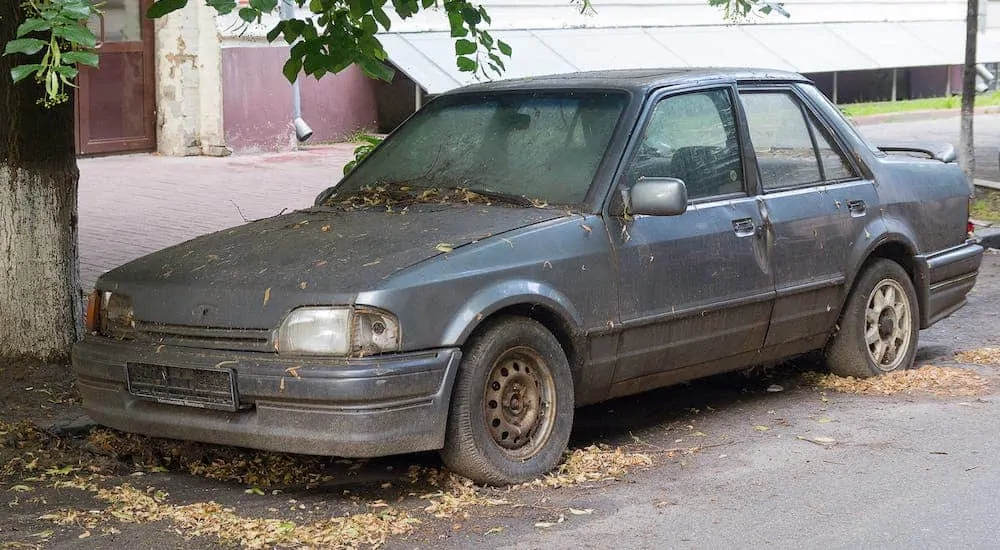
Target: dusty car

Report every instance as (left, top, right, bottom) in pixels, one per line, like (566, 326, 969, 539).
(74, 69, 984, 484)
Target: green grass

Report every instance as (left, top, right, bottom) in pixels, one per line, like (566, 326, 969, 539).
(971, 188, 1000, 223)
(841, 91, 1000, 118)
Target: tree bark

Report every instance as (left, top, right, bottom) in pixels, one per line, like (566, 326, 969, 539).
(0, 2, 81, 361)
(959, 0, 979, 184)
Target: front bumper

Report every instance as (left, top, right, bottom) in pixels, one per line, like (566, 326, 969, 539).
(72, 337, 462, 457)
(915, 240, 985, 328)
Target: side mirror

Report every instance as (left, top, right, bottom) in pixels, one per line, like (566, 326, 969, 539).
(628, 177, 688, 216)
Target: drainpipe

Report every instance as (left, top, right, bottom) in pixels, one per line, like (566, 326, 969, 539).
(280, 0, 313, 142)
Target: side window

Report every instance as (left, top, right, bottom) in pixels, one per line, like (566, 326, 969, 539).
(626, 89, 743, 200)
(742, 91, 856, 190)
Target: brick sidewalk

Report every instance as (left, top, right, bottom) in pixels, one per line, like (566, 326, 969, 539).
(77, 144, 355, 291)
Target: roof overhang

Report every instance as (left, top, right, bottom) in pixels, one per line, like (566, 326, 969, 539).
(380, 21, 1000, 94)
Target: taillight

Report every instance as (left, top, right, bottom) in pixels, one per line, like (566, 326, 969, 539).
(85, 290, 100, 332)
(968, 220, 976, 238)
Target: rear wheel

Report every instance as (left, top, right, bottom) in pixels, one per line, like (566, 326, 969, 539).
(440, 316, 574, 485)
(826, 259, 919, 378)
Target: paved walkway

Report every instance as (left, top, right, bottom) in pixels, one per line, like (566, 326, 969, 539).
(77, 114, 1000, 291)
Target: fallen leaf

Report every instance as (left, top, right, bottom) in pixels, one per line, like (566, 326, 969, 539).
(299, 281, 308, 290)
(580, 224, 592, 234)
(435, 243, 454, 253)
(753, 425, 770, 432)
(262, 287, 271, 308)
(568, 508, 593, 515)
(321, 225, 331, 232)
(485, 526, 504, 535)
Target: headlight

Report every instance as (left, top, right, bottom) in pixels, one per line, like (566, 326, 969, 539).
(275, 306, 400, 356)
(89, 291, 135, 340)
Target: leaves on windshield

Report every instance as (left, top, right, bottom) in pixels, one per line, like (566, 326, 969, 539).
(322, 185, 544, 211)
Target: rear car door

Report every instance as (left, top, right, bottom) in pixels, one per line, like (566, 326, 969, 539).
(607, 86, 775, 388)
(738, 86, 879, 346)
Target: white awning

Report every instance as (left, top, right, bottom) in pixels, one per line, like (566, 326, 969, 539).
(381, 22, 1000, 95)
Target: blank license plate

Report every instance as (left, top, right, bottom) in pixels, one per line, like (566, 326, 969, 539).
(125, 362, 239, 411)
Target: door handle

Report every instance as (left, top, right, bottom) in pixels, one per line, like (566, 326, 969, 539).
(732, 218, 755, 237)
(847, 199, 866, 217)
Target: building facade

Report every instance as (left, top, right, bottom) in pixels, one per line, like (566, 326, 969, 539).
(80, 0, 1000, 157)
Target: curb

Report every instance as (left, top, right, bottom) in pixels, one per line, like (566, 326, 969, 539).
(851, 105, 1000, 126)
(979, 228, 1000, 250)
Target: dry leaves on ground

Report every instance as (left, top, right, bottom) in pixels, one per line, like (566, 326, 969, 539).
(519, 444, 654, 489)
(801, 365, 989, 397)
(59, 484, 420, 550)
(955, 348, 1000, 366)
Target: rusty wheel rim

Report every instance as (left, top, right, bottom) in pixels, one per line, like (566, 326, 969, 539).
(483, 347, 556, 460)
(864, 278, 912, 372)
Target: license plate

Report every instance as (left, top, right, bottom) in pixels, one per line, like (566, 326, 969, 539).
(125, 362, 240, 411)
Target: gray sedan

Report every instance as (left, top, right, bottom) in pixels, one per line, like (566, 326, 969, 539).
(73, 69, 983, 485)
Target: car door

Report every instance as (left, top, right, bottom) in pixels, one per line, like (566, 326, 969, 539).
(738, 86, 879, 347)
(606, 86, 775, 388)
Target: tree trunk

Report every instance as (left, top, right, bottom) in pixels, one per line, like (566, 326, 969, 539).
(959, 0, 979, 184)
(0, 2, 81, 361)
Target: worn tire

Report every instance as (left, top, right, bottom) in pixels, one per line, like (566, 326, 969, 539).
(826, 259, 920, 378)
(440, 315, 574, 485)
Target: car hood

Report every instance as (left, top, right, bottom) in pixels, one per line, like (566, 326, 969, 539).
(98, 205, 562, 328)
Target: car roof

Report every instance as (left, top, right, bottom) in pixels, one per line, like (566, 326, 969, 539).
(445, 68, 810, 95)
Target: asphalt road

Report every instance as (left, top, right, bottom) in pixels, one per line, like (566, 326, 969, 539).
(440, 252, 999, 550)
(857, 113, 1000, 183)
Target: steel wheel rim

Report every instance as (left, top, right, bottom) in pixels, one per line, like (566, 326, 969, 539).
(483, 346, 556, 460)
(864, 278, 913, 371)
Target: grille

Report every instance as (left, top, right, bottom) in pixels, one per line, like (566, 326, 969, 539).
(135, 322, 273, 353)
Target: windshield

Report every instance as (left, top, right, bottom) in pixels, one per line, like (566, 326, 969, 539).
(324, 90, 628, 209)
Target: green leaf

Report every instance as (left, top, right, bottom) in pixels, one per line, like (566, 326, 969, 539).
(309, 0, 323, 11)
(456, 55, 476, 72)
(372, 6, 392, 30)
(447, 11, 468, 37)
(361, 14, 378, 34)
(282, 57, 303, 83)
(52, 25, 97, 48)
(359, 58, 395, 81)
(52, 65, 79, 78)
(454, 38, 476, 56)
(16, 19, 51, 38)
(478, 5, 491, 24)
(147, 0, 189, 18)
(266, 22, 284, 42)
(62, 51, 99, 67)
(421, 0, 435, 7)
(207, 0, 238, 15)
(250, 0, 279, 12)
(3, 38, 47, 56)
(60, 1, 94, 20)
(10, 64, 43, 84)
(460, 6, 481, 26)
(497, 39, 512, 56)
(238, 7, 258, 22)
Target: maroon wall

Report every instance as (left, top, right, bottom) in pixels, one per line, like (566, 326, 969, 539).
(222, 45, 378, 152)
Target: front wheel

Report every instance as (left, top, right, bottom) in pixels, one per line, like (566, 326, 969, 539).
(826, 259, 920, 378)
(440, 316, 574, 485)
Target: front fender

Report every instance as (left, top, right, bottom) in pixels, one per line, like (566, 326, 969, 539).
(440, 279, 584, 346)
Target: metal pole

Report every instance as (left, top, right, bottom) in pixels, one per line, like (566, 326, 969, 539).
(414, 84, 422, 111)
(891, 68, 898, 102)
(280, 0, 312, 142)
(832, 71, 838, 103)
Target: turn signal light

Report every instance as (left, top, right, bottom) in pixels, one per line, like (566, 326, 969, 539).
(85, 290, 100, 332)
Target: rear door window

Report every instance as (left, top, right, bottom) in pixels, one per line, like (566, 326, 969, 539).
(741, 91, 857, 190)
